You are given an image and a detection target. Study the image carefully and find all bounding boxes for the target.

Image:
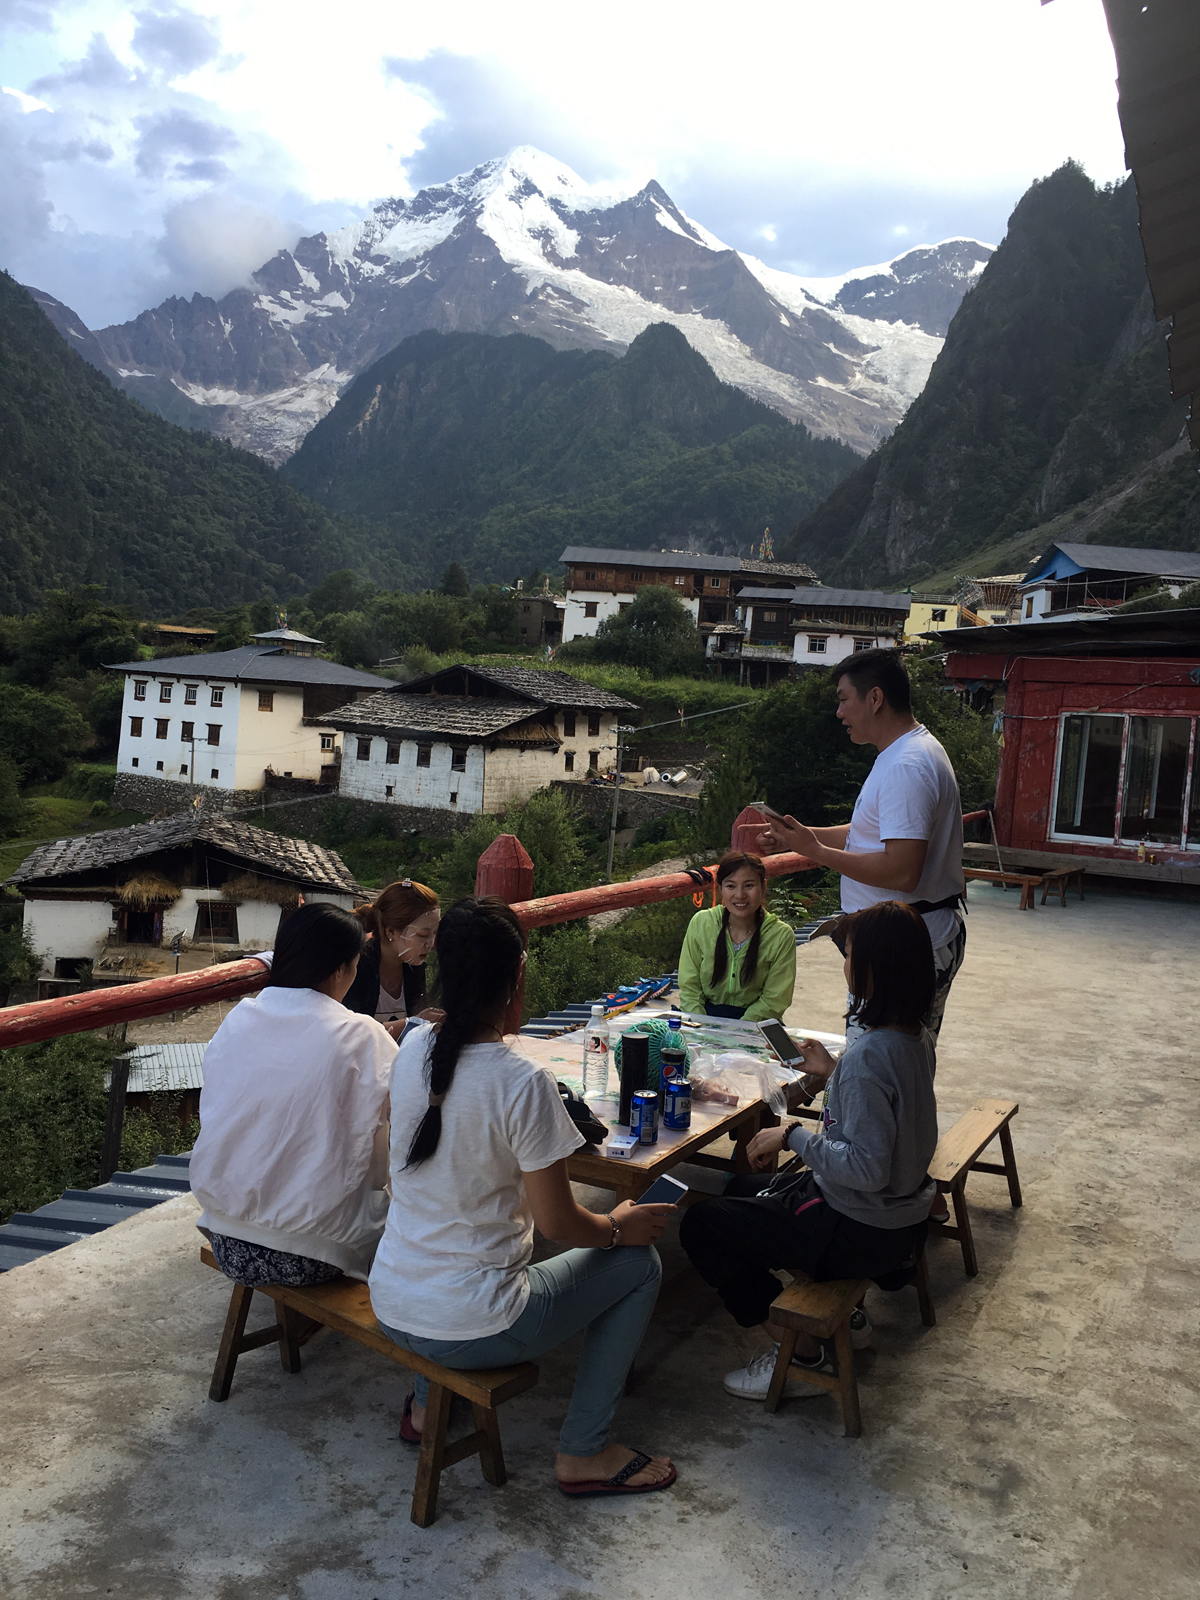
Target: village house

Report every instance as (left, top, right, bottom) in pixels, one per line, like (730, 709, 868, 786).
(514, 591, 566, 651)
(558, 545, 820, 650)
(105, 631, 389, 812)
(6, 813, 361, 985)
(935, 606, 1200, 887)
(718, 585, 913, 685)
(1016, 543, 1200, 622)
(326, 663, 637, 814)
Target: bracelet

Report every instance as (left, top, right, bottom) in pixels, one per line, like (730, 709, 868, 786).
(602, 1215, 621, 1250)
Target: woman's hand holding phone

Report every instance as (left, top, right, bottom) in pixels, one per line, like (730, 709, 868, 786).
(611, 1198, 675, 1245)
(795, 1038, 837, 1081)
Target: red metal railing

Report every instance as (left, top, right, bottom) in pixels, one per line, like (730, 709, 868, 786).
(0, 808, 990, 1049)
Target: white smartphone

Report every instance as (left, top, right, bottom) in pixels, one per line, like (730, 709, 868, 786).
(748, 800, 787, 822)
(757, 1020, 806, 1069)
(635, 1173, 688, 1206)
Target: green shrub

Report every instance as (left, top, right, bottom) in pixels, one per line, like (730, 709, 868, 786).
(0, 1033, 110, 1223)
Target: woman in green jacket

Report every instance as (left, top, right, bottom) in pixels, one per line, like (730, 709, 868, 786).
(678, 853, 797, 1021)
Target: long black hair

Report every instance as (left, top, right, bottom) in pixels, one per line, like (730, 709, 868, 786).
(404, 896, 526, 1168)
(833, 902, 935, 1031)
(710, 852, 767, 988)
(265, 903, 365, 989)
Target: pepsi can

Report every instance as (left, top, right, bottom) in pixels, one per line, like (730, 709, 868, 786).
(662, 1075, 692, 1132)
(630, 1089, 659, 1145)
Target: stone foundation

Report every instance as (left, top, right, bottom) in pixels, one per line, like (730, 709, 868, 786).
(113, 772, 260, 817)
(551, 780, 697, 832)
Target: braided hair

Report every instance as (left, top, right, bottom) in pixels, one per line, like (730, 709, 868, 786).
(709, 851, 767, 989)
(404, 896, 525, 1168)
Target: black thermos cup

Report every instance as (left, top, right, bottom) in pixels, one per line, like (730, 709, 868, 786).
(618, 1033, 649, 1127)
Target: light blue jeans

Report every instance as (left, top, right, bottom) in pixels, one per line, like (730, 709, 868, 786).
(378, 1245, 661, 1457)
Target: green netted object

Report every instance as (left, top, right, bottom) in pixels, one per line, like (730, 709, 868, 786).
(613, 1019, 690, 1090)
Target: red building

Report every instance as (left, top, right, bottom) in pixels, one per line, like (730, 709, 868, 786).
(937, 609, 1200, 887)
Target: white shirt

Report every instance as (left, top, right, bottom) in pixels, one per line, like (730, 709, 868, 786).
(369, 1025, 583, 1340)
(841, 724, 965, 951)
(374, 982, 406, 1027)
(189, 987, 396, 1280)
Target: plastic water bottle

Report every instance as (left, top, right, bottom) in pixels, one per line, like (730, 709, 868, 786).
(583, 1004, 610, 1102)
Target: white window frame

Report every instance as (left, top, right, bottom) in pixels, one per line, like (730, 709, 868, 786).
(1048, 711, 1198, 849)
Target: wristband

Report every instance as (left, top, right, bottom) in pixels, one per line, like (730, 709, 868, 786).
(602, 1215, 621, 1249)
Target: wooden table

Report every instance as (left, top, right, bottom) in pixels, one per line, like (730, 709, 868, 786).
(565, 1095, 771, 1204)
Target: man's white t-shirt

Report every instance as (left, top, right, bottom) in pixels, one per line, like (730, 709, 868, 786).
(841, 724, 965, 951)
(369, 1024, 584, 1340)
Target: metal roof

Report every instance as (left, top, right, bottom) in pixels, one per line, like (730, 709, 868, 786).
(740, 585, 912, 610)
(928, 606, 1200, 658)
(326, 693, 559, 743)
(0, 1153, 193, 1272)
(112, 1043, 207, 1094)
(1021, 542, 1200, 584)
(103, 646, 388, 689)
(250, 628, 324, 644)
(5, 813, 360, 893)
(559, 547, 818, 581)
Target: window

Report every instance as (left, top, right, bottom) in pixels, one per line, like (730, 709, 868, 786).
(211, 687, 224, 707)
(159, 683, 172, 703)
(587, 712, 600, 738)
(618, 602, 631, 612)
(156, 718, 169, 739)
(131, 757, 139, 768)
(180, 764, 188, 775)
(589, 750, 599, 771)
(207, 724, 221, 745)
(450, 745, 468, 772)
(564, 751, 575, 772)
(807, 637, 827, 654)
(1120, 717, 1191, 844)
(674, 576, 686, 586)
(854, 639, 873, 652)
(258, 690, 274, 712)
(1025, 596, 1034, 619)
(385, 784, 395, 798)
(185, 684, 198, 704)
(449, 791, 458, 806)
(129, 717, 143, 737)
(155, 760, 164, 771)
(1053, 715, 1125, 839)
(210, 768, 219, 780)
(762, 611, 777, 622)
(631, 569, 644, 581)
(181, 721, 194, 742)
(563, 711, 576, 737)
(709, 577, 721, 589)
(194, 902, 238, 943)
(385, 742, 400, 764)
(584, 602, 598, 619)
(584, 568, 597, 580)
(321, 734, 335, 752)
(133, 681, 148, 701)
(356, 739, 371, 761)
(931, 609, 946, 623)
(416, 744, 432, 768)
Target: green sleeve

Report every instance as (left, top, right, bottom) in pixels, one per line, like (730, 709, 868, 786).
(743, 921, 798, 1022)
(677, 914, 708, 1015)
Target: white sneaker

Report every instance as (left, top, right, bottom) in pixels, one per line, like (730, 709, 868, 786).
(723, 1343, 827, 1401)
(849, 1307, 872, 1350)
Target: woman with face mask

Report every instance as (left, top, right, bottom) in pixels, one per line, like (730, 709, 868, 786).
(676, 852, 797, 1020)
(343, 879, 445, 1037)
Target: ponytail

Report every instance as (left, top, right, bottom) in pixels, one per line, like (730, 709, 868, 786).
(404, 896, 525, 1168)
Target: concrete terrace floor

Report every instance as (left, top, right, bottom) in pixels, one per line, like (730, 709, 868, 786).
(3, 886, 1199, 1600)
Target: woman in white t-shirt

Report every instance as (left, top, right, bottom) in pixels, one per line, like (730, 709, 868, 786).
(371, 897, 678, 1500)
(190, 904, 396, 1287)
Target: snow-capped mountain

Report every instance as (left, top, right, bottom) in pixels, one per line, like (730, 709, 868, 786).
(87, 148, 993, 463)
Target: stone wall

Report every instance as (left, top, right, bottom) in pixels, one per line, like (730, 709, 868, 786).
(258, 795, 477, 845)
(551, 780, 697, 832)
(113, 771, 260, 817)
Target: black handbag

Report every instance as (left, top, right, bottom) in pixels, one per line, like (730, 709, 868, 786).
(557, 1081, 609, 1145)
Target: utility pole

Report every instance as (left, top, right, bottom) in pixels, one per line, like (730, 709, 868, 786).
(604, 726, 632, 883)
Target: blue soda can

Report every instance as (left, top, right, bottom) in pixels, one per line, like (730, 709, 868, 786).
(662, 1075, 692, 1132)
(630, 1089, 659, 1145)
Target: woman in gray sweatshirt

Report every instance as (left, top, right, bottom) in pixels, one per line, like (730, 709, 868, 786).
(679, 900, 938, 1401)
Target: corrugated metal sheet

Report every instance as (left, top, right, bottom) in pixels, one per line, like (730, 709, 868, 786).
(109, 1043, 206, 1094)
(0, 1153, 192, 1272)
(1103, 0, 1200, 443)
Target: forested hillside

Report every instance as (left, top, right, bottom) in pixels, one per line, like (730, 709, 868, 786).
(0, 274, 381, 614)
(783, 164, 1197, 586)
(282, 323, 861, 584)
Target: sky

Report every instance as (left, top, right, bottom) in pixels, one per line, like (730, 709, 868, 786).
(0, 0, 1128, 331)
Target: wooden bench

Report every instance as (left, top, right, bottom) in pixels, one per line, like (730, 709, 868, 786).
(962, 867, 1044, 910)
(928, 1099, 1021, 1277)
(1040, 866, 1086, 906)
(200, 1246, 537, 1527)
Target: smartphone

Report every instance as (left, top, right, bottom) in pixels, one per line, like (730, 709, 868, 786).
(748, 800, 787, 822)
(635, 1173, 688, 1206)
(757, 1020, 806, 1069)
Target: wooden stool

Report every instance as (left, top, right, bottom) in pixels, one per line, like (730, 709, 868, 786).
(928, 1100, 1021, 1277)
(1040, 866, 1086, 906)
(765, 1275, 870, 1435)
(200, 1246, 537, 1526)
(963, 868, 1044, 910)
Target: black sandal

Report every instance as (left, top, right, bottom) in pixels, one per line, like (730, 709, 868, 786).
(557, 1451, 677, 1498)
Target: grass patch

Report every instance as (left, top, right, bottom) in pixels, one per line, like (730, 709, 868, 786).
(0, 796, 147, 883)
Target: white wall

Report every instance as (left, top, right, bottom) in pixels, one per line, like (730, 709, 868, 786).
(337, 735, 487, 813)
(117, 671, 240, 789)
(1018, 585, 1054, 622)
(481, 746, 568, 812)
(23, 899, 115, 976)
(562, 589, 699, 641)
(791, 631, 896, 666)
(232, 685, 332, 788)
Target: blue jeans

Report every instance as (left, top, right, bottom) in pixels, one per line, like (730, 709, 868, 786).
(378, 1245, 661, 1457)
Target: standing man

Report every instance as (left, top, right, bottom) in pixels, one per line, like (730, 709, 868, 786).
(760, 648, 966, 1043)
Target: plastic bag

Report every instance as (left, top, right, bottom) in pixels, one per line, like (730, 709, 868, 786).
(688, 1050, 788, 1115)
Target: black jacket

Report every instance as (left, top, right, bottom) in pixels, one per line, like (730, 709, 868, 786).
(342, 937, 427, 1021)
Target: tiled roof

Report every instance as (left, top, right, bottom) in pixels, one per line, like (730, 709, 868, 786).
(6, 815, 359, 894)
(737, 558, 820, 581)
(456, 665, 637, 710)
(741, 586, 912, 610)
(324, 693, 558, 742)
(103, 646, 388, 689)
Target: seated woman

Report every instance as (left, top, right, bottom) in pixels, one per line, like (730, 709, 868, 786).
(190, 904, 396, 1287)
(343, 879, 445, 1037)
(370, 896, 678, 1499)
(679, 900, 937, 1401)
(677, 851, 797, 1020)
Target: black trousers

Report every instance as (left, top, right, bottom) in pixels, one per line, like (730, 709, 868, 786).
(679, 1173, 928, 1329)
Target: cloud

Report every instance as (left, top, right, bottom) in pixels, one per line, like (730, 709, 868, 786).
(134, 106, 236, 177)
(156, 190, 298, 297)
(33, 31, 138, 92)
(2, 85, 54, 111)
(0, 94, 53, 254)
(132, 4, 221, 75)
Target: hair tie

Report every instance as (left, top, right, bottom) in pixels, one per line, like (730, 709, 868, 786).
(401, 879, 412, 888)
(428, 1091, 446, 1108)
